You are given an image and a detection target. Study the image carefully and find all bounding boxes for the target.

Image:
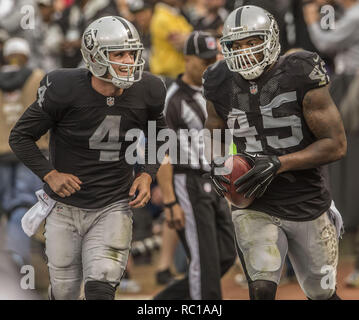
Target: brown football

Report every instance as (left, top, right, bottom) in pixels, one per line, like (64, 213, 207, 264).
(221, 155, 254, 208)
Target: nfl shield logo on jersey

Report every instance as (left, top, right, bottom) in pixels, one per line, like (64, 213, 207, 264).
(106, 97, 115, 107)
(249, 82, 258, 95)
(205, 36, 217, 50)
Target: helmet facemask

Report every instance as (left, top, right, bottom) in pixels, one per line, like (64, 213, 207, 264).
(97, 43, 145, 89)
(220, 20, 280, 80)
(82, 36, 145, 89)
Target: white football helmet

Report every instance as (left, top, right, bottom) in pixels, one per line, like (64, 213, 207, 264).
(81, 16, 145, 89)
(220, 6, 281, 80)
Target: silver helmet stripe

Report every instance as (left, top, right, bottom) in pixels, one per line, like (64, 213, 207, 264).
(235, 7, 244, 26)
(115, 16, 133, 39)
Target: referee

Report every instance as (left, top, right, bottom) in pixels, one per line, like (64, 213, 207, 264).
(154, 31, 236, 300)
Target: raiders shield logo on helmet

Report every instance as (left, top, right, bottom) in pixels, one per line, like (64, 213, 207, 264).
(84, 30, 97, 51)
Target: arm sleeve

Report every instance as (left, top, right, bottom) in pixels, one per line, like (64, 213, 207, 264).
(164, 98, 182, 131)
(9, 73, 67, 180)
(9, 102, 55, 180)
(142, 76, 168, 181)
(202, 61, 230, 121)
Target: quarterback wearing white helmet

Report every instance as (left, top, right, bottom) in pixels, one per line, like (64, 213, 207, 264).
(9, 16, 167, 300)
(81, 16, 145, 89)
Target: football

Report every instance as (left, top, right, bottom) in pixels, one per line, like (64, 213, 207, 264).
(221, 155, 254, 208)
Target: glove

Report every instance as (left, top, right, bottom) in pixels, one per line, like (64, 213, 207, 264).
(203, 156, 231, 197)
(234, 153, 281, 199)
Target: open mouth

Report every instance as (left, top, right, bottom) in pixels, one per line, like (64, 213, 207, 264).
(242, 61, 254, 69)
(117, 67, 134, 76)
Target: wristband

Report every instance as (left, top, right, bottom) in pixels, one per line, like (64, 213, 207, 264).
(163, 200, 178, 208)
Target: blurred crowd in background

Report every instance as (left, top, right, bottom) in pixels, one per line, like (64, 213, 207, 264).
(1, 0, 359, 298)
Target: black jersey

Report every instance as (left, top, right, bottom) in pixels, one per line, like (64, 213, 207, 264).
(164, 75, 210, 175)
(203, 50, 332, 221)
(9, 68, 167, 209)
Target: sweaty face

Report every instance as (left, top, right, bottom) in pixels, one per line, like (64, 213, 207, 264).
(108, 50, 136, 78)
(231, 36, 264, 69)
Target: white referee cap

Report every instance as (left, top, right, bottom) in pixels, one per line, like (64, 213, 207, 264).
(3, 37, 30, 57)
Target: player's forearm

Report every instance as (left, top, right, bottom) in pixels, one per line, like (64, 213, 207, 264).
(203, 131, 227, 162)
(204, 126, 228, 161)
(277, 137, 346, 174)
(156, 161, 176, 203)
(9, 129, 54, 180)
(204, 100, 228, 161)
(145, 106, 168, 181)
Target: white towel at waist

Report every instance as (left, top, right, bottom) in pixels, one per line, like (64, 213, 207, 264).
(21, 189, 56, 237)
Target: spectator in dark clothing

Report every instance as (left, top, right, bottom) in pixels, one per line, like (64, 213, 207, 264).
(129, 0, 154, 71)
(57, 0, 119, 68)
(194, 0, 228, 33)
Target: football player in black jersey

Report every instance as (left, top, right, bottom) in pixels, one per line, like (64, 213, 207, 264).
(203, 6, 347, 300)
(9, 16, 167, 300)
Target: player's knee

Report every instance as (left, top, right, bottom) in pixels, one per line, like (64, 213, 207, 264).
(50, 281, 81, 300)
(85, 280, 116, 300)
(90, 259, 126, 285)
(249, 280, 277, 300)
(304, 285, 336, 300)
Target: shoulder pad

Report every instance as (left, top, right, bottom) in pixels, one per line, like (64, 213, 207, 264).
(142, 72, 167, 107)
(284, 50, 317, 70)
(284, 50, 330, 104)
(40, 68, 83, 104)
(284, 50, 330, 86)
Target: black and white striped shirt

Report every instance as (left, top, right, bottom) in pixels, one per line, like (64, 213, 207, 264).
(164, 75, 210, 174)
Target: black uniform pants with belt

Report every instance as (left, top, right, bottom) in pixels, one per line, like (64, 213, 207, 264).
(154, 173, 236, 300)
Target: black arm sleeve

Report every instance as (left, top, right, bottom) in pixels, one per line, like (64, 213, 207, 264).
(142, 76, 168, 181)
(9, 101, 55, 180)
(164, 97, 182, 131)
(202, 60, 231, 121)
(9, 71, 69, 180)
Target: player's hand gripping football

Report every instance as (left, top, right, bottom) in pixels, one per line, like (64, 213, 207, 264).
(234, 153, 281, 199)
(129, 172, 152, 208)
(204, 156, 232, 197)
(43, 169, 82, 198)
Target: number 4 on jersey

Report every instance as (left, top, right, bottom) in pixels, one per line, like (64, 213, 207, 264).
(89, 115, 122, 161)
(37, 76, 52, 108)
